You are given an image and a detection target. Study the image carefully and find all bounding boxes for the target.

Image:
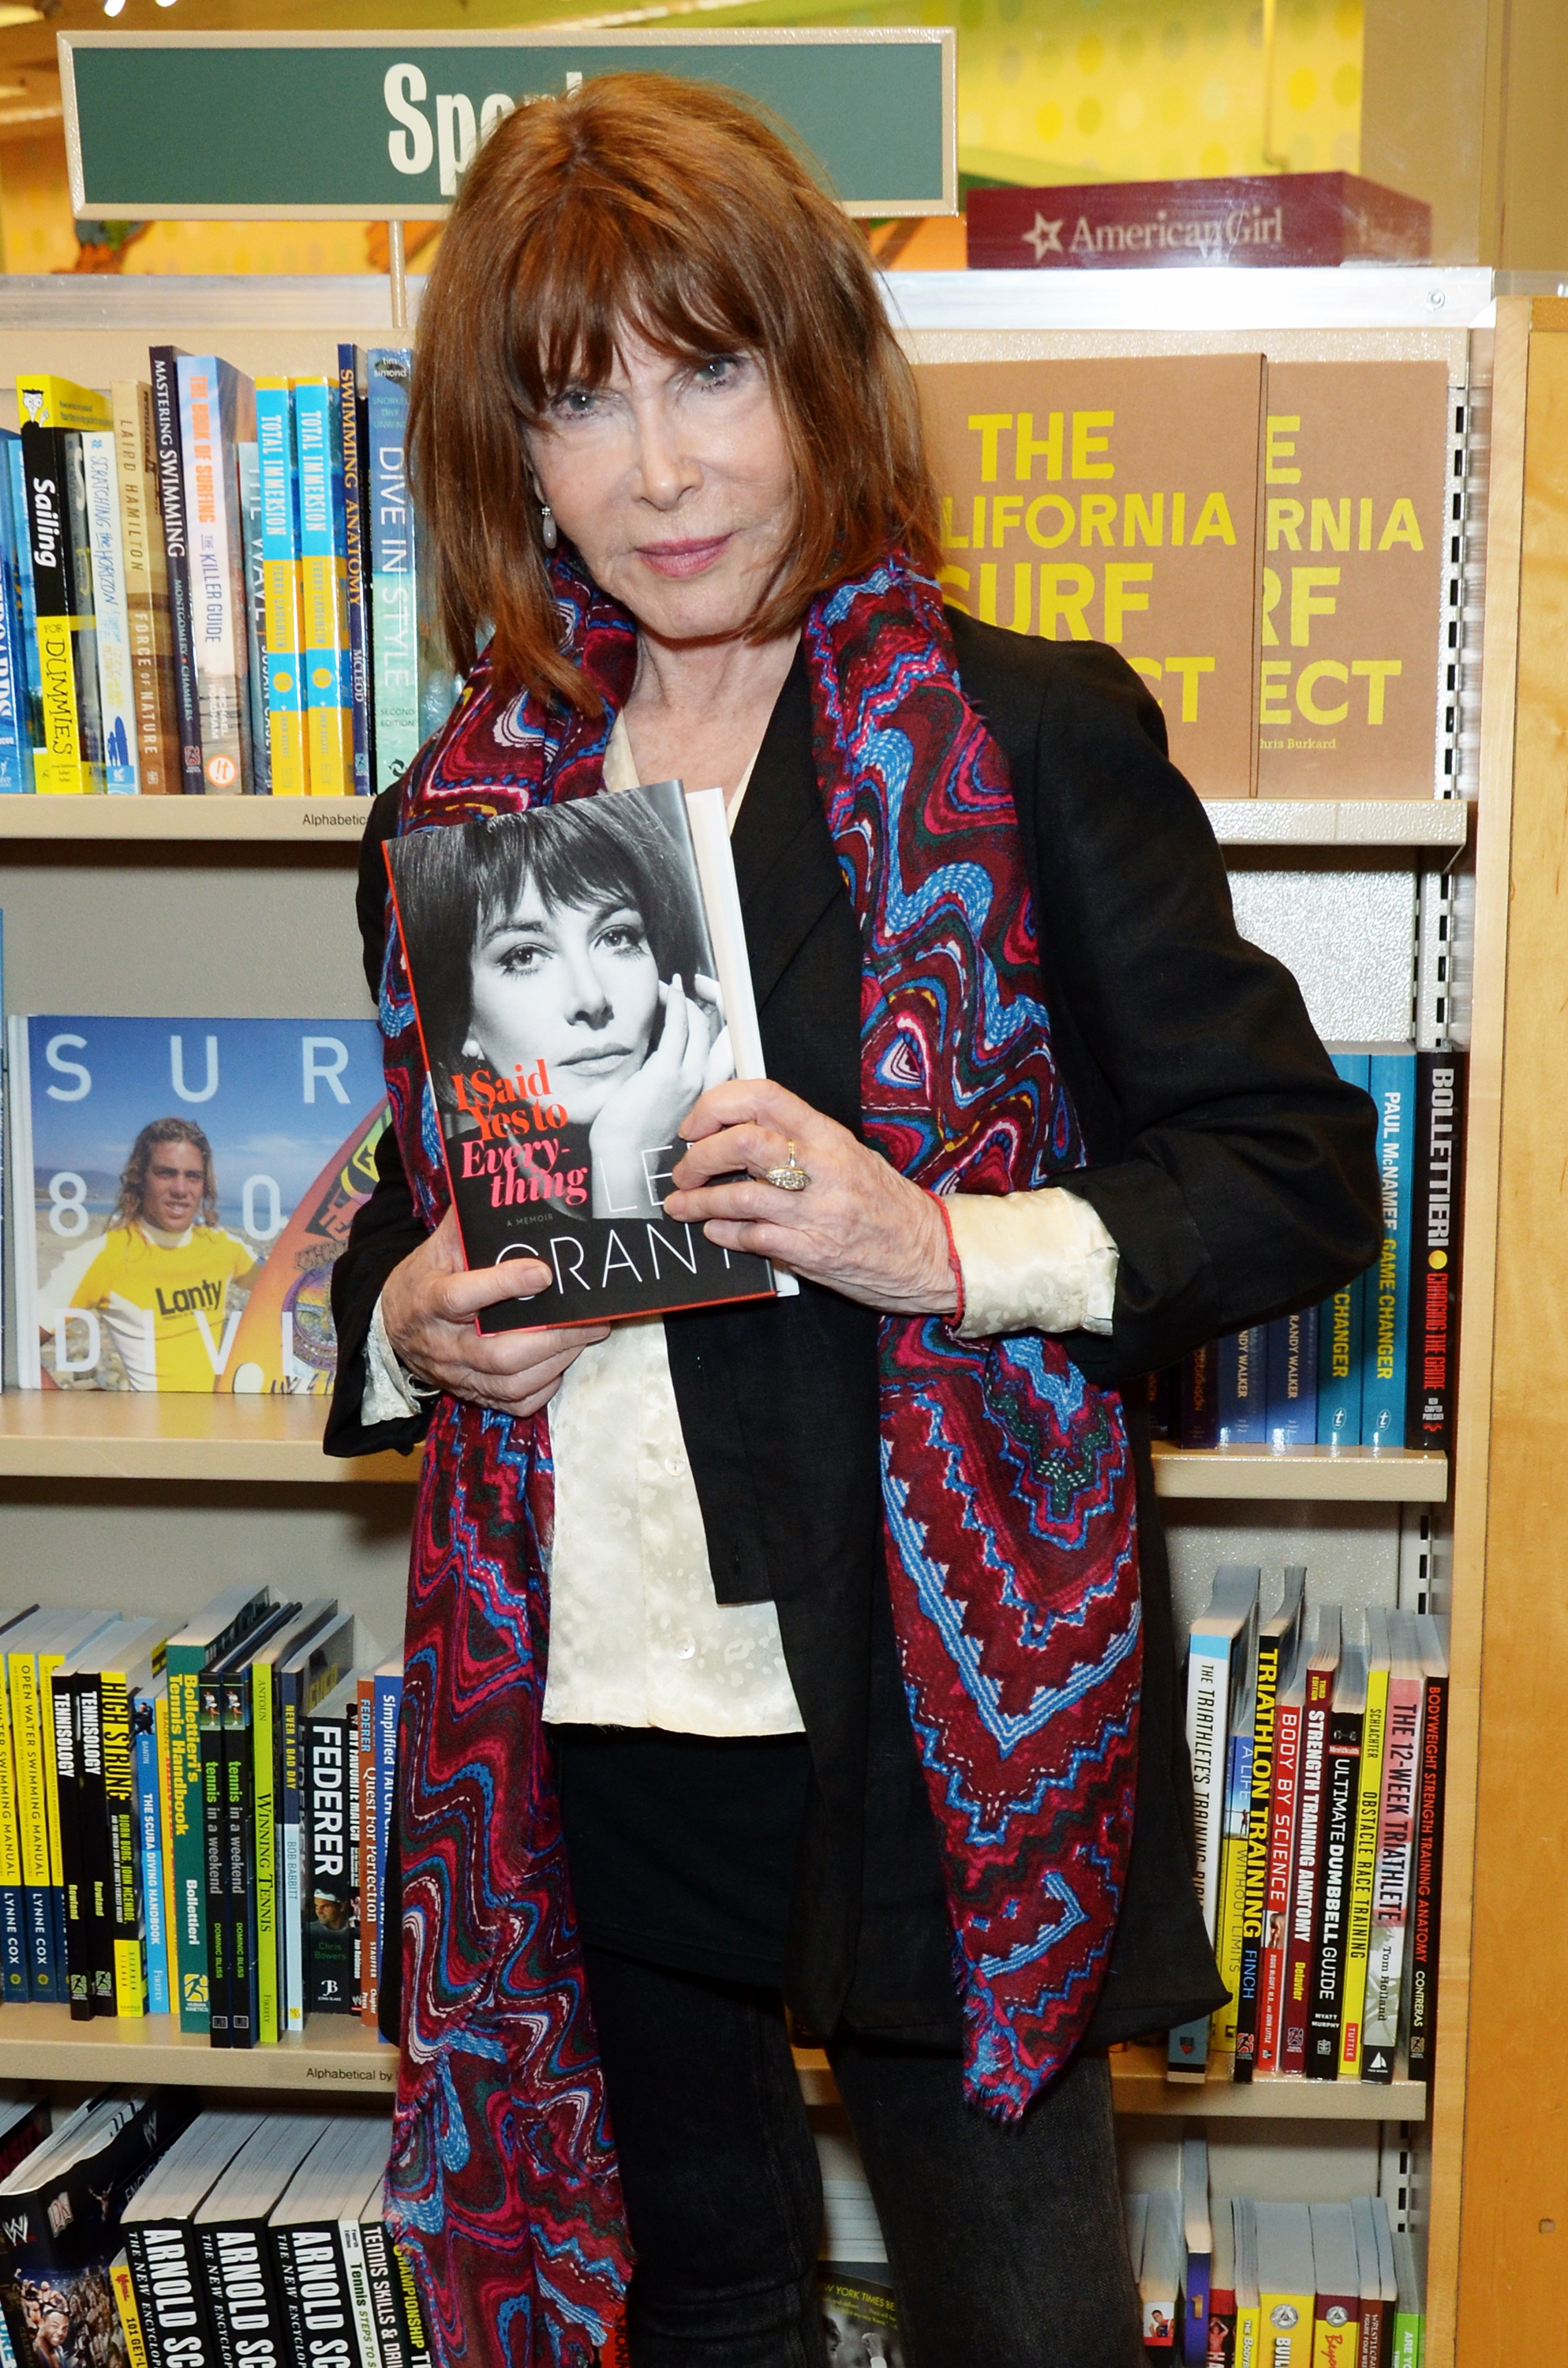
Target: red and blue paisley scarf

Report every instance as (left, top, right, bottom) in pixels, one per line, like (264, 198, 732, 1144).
(380, 551, 1141, 2368)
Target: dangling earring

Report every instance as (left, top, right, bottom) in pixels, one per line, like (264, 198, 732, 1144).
(539, 501, 558, 552)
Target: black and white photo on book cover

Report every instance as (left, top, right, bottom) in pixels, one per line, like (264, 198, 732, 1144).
(385, 777, 777, 1330)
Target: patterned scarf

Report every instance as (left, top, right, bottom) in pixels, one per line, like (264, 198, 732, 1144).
(379, 552, 1141, 2368)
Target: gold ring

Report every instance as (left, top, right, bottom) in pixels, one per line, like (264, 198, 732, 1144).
(765, 1139, 810, 1193)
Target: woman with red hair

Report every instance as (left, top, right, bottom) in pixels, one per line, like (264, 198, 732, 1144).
(327, 73, 1379, 2368)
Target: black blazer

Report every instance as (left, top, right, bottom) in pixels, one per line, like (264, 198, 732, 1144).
(327, 615, 1382, 2049)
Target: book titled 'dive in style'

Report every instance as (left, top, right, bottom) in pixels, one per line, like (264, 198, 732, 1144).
(385, 778, 776, 1330)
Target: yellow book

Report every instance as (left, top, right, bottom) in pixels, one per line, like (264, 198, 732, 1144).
(252, 1652, 279, 2044)
(0, 1658, 24, 1999)
(17, 375, 114, 794)
(294, 375, 352, 795)
(155, 1687, 178, 2014)
(1340, 1609, 1390, 2078)
(7, 1624, 59, 1997)
(110, 2254, 152, 2368)
(256, 377, 309, 795)
(1256, 2201, 1316, 2368)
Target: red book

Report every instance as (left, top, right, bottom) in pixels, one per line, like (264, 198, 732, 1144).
(1256, 1643, 1305, 2073)
(357, 1671, 377, 2026)
(1281, 1607, 1341, 2077)
(967, 171, 1431, 272)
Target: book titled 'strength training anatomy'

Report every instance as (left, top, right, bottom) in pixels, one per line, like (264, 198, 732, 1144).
(385, 777, 776, 1331)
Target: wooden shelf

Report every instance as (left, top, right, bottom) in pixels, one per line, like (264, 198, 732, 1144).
(0, 1393, 417, 1485)
(0, 797, 1465, 854)
(1148, 1441, 1448, 1501)
(792, 2044, 1428, 2121)
(0, 2005, 395, 2093)
(0, 1397, 1446, 1497)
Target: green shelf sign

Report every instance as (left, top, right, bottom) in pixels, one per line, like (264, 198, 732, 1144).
(60, 28, 955, 221)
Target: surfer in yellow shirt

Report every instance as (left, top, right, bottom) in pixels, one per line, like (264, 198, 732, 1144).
(45, 1119, 256, 1391)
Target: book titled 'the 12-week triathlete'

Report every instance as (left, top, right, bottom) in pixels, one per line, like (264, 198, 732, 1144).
(384, 777, 778, 1332)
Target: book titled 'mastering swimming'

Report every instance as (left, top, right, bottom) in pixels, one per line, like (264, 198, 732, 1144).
(384, 777, 777, 1331)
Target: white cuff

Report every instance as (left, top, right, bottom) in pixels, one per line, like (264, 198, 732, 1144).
(361, 1294, 434, 1425)
(942, 1187, 1119, 1343)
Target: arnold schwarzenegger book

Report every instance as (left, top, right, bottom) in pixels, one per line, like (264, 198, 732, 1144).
(384, 778, 775, 1331)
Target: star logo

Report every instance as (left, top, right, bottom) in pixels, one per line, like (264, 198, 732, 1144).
(1024, 212, 1065, 261)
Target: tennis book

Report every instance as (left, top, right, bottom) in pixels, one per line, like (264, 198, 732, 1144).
(384, 779, 777, 1331)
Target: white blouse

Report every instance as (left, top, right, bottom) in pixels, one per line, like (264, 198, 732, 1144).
(364, 714, 1119, 1736)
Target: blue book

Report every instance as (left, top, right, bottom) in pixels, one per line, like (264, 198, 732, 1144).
(0, 433, 30, 792)
(1215, 1325, 1267, 1445)
(1265, 1306, 1318, 1447)
(133, 1692, 170, 2014)
(336, 344, 373, 796)
(1317, 1050, 1372, 1444)
(1362, 1047, 1416, 1448)
(365, 348, 420, 793)
(372, 1657, 402, 1991)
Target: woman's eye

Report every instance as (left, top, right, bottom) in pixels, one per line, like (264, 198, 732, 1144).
(497, 943, 545, 974)
(597, 924, 646, 953)
(694, 354, 743, 390)
(549, 387, 603, 421)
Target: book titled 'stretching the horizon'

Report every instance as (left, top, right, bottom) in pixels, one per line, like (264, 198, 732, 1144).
(385, 777, 777, 1331)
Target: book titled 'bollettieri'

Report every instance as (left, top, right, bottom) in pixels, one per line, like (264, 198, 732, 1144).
(384, 777, 777, 1331)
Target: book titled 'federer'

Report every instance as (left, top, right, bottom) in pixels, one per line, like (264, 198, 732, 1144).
(385, 778, 777, 1329)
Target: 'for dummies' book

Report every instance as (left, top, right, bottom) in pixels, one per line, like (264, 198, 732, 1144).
(384, 779, 776, 1330)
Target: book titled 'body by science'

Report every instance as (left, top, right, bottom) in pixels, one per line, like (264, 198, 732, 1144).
(385, 777, 776, 1330)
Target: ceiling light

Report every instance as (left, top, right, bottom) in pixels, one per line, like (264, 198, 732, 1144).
(0, 7, 43, 27)
(103, 0, 126, 16)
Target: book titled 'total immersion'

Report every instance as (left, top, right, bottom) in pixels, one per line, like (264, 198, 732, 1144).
(385, 777, 777, 1330)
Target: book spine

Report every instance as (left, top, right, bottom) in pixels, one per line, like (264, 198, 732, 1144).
(1356, 2298, 1386, 2368)
(223, 1676, 258, 2046)
(21, 422, 95, 792)
(78, 1669, 115, 2013)
(177, 358, 253, 795)
(390, 2237, 432, 2368)
(1406, 1048, 1466, 1455)
(1210, 1725, 1252, 2061)
(126, 2223, 223, 2368)
(279, 1667, 303, 2033)
(339, 2217, 383, 2368)
(1340, 1662, 1388, 2077)
(8, 1653, 56, 2000)
(166, 1644, 208, 2031)
(112, 382, 177, 792)
(113, 2254, 152, 2368)
(1308, 1706, 1361, 2076)
(1257, 1687, 1302, 2072)
(39, 1647, 76, 2001)
(62, 429, 107, 784)
(1362, 1671, 1422, 2078)
(1319, 1051, 1372, 1442)
(295, 379, 353, 796)
(0, 440, 29, 791)
(200, 2220, 290, 2368)
(359, 1674, 377, 2025)
(135, 1701, 170, 2014)
(6, 435, 43, 762)
(1179, 1339, 1219, 1448)
(374, 1666, 401, 2014)
(1266, 1306, 1317, 1447)
(337, 346, 373, 796)
(305, 1706, 355, 2013)
(252, 1658, 279, 2044)
(157, 1688, 178, 2013)
(1405, 1668, 1449, 2081)
(1184, 1634, 1231, 1940)
(1233, 1631, 1283, 2080)
(1280, 1669, 1333, 2076)
(0, 1651, 28, 1996)
(199, 1679, 230, 2044)
(366, 350, 420, 792)
(83, 428, 139, 792)
(271, 2224, 357, 2368)
(1363, 1051, 1415, 1448)
(255, 381, 309, 797)
(1217, 1325, 1267, 1446)
(51, 1670, 93, 2019)
(149, 347, 204, 793)
(360, 2224, 410, 2368)
(102, 1669, 145, 2015)
(237, 440, 271, 794)
(1390, 2310, 1422, 2367)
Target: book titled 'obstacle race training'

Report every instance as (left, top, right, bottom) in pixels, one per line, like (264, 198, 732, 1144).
(384, 778, 777, 1330)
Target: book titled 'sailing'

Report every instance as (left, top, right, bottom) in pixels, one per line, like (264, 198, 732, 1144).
(384, 777, 778, 1331)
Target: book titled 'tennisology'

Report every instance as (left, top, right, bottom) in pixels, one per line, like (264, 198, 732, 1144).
(384, 777, 777, 1330)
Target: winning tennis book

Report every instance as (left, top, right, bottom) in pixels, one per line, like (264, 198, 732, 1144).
(384, 779, 777, 1330)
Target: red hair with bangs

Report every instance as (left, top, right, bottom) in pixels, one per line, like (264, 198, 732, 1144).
(408, 72, 941, 710)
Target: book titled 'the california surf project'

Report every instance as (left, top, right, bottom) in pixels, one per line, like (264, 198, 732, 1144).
(384, 777, 781, 1329)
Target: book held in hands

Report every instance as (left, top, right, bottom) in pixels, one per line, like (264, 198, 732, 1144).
(384, 777, 776, 1331)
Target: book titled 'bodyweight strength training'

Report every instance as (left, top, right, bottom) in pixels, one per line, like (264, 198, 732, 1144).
(384, 778, 776, 1330)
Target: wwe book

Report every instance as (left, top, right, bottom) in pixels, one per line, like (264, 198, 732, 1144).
(7, 1016, 387, 1392)
(384, 779, 777, 1332)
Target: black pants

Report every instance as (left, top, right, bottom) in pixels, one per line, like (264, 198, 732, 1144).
(582, 1946, 1145, 2368)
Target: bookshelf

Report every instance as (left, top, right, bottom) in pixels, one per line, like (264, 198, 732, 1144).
(0, 267, 1548, 2366)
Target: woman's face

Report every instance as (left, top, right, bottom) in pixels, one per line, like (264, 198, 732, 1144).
(467, 875, 662, 1124)
(525, 326, 796, 646)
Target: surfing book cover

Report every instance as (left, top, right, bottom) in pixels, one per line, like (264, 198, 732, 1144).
(384, 777, 777, 1332)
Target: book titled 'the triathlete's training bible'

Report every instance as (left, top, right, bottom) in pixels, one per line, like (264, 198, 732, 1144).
(384, 777, 778, 1331)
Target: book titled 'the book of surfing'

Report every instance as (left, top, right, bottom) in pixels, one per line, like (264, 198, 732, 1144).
(384, 777, 777, 1330)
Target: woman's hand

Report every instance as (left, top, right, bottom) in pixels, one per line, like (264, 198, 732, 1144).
(589, 972, 726, 1218)
(663, 1079, 958, 1317)
(380, 1207, 609, 1416)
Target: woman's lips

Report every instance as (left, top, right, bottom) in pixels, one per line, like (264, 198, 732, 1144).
(636, 534, 731, 579)
(557, 1044, 635, 1072)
